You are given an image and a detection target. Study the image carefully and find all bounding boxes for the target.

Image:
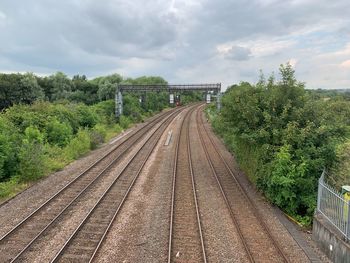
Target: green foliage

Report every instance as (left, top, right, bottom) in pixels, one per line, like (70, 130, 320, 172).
(20, 73, 44, 102)
(266, 145, 307, 214)
(70, 74, 99, 104)
(49, 72, 73, 101)
(75, 104, 98, 128)
(129, 76, 167, 85)
(92, 100, 115, 125)
(119, 115, 132, 129)
(64, 129, 91, 160)
(0, 176, 31, 200)
(46, 119, 73, 147)
(0, 72, 45, 110)
(105, 124, 123, 141)
(90, 124, 107, 149)
(181, 91, 203, 104)
(0, 100, 126, 199)
(92, 73, 122, 101)
(123, 94, 144, 121)
(17, 126, 46, 182)
(0, 117, 18, 181)
(330, 140, 350, 188)
(211, 63, 349, 224)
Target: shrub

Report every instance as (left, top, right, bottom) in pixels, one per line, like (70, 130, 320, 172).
(64, 129, 91, 160)
(18, 126, 46, 182)
(46, 118, 73, 147)
(330, 140, 350, 188)
(0, 177, 20, 198)
(92, 100, 115, 124)
(119, 115, 131, 129)
(0, 117, 19, 181)
(90, 124, 107, 149)
(75, 104, 98, 128)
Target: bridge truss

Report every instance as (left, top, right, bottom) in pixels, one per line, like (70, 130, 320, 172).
(115, 83, 221, 117)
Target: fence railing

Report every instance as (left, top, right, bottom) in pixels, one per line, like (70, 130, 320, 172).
(317, 170, 350, 241)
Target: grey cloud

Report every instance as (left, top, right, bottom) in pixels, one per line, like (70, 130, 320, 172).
(0, 0, 179, 71)
(0, 0, 350, 89)
(225, 46, 252, 61)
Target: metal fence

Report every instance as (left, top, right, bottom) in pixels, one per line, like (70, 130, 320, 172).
(317, 170, 350, 241)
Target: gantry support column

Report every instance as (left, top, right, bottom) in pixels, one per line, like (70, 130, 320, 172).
(115, 86, 123, 117)
(216, 92, 222, 111)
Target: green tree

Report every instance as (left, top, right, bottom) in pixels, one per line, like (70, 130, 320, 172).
(92, 73, 123, 101)
(20, 73, 44, 103)
(49, 72, 73, 101)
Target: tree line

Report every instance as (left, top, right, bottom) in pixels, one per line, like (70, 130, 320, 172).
(0, 72, 174, 110)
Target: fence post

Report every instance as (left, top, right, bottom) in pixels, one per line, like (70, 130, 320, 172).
(347, 200, 350, 241)
(317, 172, 324, 212)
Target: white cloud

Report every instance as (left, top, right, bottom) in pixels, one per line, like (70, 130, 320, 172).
(340, 60, 350, 68)
(217, 38, 296, 59)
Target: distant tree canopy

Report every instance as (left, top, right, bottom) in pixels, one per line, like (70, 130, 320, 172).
(0, 73, 44, 110)
(0, 72, 174, 111)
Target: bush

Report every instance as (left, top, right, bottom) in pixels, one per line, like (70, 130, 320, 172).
(106, 124, 123, 140)
(0, 177, 20, 198)
(92, 100, 115, 124)
(119, 115, 131, 129)
(64, 129, 91, 160)
(75, 104, 98, 128)
(0, 117, 19, 181)
(46, 118, 73, 147)
(90, 124, 107, 149)
(330, 140, 350, 188)
(17, 126, 46, 182)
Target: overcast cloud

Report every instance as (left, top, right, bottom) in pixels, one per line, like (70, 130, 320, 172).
(0, 0, 349, 89)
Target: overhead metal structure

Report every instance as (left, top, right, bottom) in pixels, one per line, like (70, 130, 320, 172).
(118, 83, 221, 93)
(115, 83, 221, 117)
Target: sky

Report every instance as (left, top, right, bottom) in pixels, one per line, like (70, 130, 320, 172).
(0, 0, 349, 90)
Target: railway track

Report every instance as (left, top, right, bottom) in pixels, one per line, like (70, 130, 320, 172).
(196, 106, 291, 263)
(0, 107, 182, 263)
(168, 105, 207, 263)
(50, 104, 183, 263)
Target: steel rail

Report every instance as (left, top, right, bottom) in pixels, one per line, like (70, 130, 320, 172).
(2, 109, 179, 263)
(167, 107, 192, 263)
(195, 107, 255, 263)
(9, 108, 180, 263)
(50, 106, 184, 263)
(197, 106, 290, 263)
(0, 108, 173, 244)
(88, 106, 184, 263)
(187, 107, 207, 263)
(167, 104, 205, 263)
